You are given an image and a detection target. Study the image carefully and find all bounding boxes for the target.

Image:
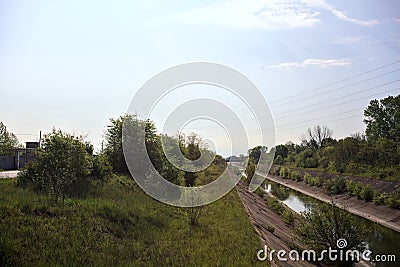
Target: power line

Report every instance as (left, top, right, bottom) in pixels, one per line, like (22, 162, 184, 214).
(276, 108, 362, 128)
(275, 114, 363, 131)
(275, 81, 399, 117)
(177, 87, 400, 133)
(269, 59, 400, 104)
(271, 68, 400, 108)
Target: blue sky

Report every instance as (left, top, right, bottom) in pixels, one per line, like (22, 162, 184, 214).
(1, 0, 399, 156)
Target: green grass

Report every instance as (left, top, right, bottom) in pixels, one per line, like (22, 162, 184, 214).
(0, 176, 265, 266)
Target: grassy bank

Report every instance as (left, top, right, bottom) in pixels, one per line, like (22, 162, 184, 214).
(0, 176, 264, 266)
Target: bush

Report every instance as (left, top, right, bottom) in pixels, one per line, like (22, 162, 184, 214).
(274, 155, 284, 165)
(279, 167, 290, 178)
(318, 157, 329, 169)
(269, 165, 281, 176)
(245, 163, 256, 182)
(303, 173, 313, 184)
(360, 185, 374, 201)
(289, 171, 302, 181)
(385, 190, 400, 209)
(295, 149, 318, 168)
(373, 192, 386, 205)
(266, 225, 275, 233)
(323, 177, 346, 195)
(92, 153, 113, 182)
(345, 162, 365, 175)
(281, 208, 295, 226)
(306, 175, 322, 187)
(267, 198, 285, 215)
(17, 130, 93, 204)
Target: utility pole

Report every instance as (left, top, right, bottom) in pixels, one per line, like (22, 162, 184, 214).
(39, 131, 42, 147)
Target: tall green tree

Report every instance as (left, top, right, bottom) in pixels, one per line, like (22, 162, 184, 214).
(104, 116, 129, 174)
(364, 94, 400, 142)
(0, 122, 19, 154)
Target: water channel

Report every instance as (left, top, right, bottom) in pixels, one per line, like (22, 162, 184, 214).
(263, 179, 400, 266)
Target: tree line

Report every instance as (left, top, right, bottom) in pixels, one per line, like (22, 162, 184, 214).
(272, 94, 400, 180)
(16, 114, 226, 205)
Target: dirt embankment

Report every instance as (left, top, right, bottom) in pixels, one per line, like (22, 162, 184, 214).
(257, 172, 400, 233)
(236, 180, 318, 267)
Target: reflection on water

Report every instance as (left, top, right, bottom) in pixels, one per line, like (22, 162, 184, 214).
(264, 183, 314, 213)
(263, 179, 400, 267)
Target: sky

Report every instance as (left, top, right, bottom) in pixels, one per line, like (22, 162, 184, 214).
(1, 0, 399, 156)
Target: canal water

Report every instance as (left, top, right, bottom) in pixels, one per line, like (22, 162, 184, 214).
(263, 180, 400, 266)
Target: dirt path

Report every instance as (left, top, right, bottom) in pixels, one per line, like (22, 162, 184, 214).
(257, 172, 400, 233)
(236, 180, 317, 267)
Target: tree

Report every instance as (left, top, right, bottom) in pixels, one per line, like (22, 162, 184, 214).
(104, 116, 129, 174)
(296, 202, 367, 266)
(17, 129, 93, 204)
(248, 145, 267, 164)
(364, 94, 400, 142)
(0, 122, 19, 154)
(182, 133, 202, 186)
(274, 144, 288, 160)
(301, 125, 333, 151)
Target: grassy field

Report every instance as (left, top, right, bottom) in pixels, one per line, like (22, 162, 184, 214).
(0, 176, 265, 266)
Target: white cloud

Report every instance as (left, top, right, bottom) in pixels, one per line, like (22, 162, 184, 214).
(269, 58, 352, 69)
(304, 0, 379, 26)
(332, 36, 365, 44)
(330, 9, 378, 26)
(176, 0, 320, 30)
(176, 0, 379, 30)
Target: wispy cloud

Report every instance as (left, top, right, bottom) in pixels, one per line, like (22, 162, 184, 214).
(269, 58, 352, 69)
(176, 0, 379, 30)
(330, 9, 378, 26)
(332, 36, 365, 44)
(176, 0, 320, 30)
(304, 0, 379, 26)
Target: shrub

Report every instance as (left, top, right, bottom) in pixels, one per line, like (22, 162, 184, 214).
(92, 153, 113, 182)
(267, 198, 285, 215)
(290, 171, 302, 181)
(17, 130, 93, 204)
(318, 157, 329, 169)
(323, 177, 346, 195)
(274, 155, 284, 165)
(279, 167, 290, 178)
(308, 176, 322, 187)
(270, 165, 281, 176)
(385, 190, 400, 209)
(295, 149, 318, 168)
(345, 180, 355, 195)
(345, 162, 365, 175)
(266, 225, 275, 233)
(303, 173, 313, 184)
(360, 185, 374, 201)
(255, 187, 265, 197)
(281, 208, 295, 226)
(245, 163, 256, 182)
(373, 192, 386, 205)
